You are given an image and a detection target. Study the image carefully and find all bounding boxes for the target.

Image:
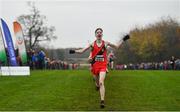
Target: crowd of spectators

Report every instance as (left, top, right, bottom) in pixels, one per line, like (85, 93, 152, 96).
(1, 49, 180, 71)
(27, 49, 79, 70)
(116, 56, 180, 70)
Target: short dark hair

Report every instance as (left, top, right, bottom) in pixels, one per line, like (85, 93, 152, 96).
(95, 28, 103, 34)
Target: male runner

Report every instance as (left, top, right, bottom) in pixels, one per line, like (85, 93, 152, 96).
(69, 28, 130, 108)
(108, 50, 115, 70)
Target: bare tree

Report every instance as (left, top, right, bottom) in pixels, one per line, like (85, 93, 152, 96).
(17, 2, 57, 49)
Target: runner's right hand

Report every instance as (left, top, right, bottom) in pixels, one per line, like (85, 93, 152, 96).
(69, 50, 75, 54)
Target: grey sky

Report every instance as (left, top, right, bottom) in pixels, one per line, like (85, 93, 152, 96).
(0, 0, 180, 48)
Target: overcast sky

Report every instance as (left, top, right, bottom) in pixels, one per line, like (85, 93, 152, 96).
(0, 0, 179, 48)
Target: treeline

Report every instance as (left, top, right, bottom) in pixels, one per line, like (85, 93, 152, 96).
(115, 17, 180, 64)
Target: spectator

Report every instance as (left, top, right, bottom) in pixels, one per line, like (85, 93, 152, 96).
(170, 56, 176, 70)
(38, 50, 45, 69)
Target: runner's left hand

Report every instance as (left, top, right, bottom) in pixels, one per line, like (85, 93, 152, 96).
(123, 34, 130, 41)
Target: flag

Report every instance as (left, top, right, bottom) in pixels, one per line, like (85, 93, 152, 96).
(1, 18, 18, 66)
(13, 21, 27, 65)
(0, 27, 7, 66)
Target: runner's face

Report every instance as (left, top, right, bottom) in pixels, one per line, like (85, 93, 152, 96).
(96, 30, 103, 40)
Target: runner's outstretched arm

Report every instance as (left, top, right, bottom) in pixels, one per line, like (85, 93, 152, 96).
(106, 34, 130, 49)
(106, 40, 124, 49)
(69, 45, 91, 54)
(75, 45, 91, 54)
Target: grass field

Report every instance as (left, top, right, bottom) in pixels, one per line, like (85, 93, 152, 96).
(0, 70, 180, 111)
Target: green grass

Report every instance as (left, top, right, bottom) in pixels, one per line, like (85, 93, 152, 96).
(0, 70, 180, 111)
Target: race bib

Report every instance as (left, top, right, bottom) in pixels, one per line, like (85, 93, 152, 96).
(95, 55, 104, 62)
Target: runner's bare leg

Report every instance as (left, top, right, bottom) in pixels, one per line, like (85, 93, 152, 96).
(99, 71, 106, 101)
(93, 75, 99, 87)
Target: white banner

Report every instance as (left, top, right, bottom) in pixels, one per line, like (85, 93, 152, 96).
(0, 66, 30, 76)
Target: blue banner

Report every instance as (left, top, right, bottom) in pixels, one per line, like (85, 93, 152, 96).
(1, 19, 18, 66)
